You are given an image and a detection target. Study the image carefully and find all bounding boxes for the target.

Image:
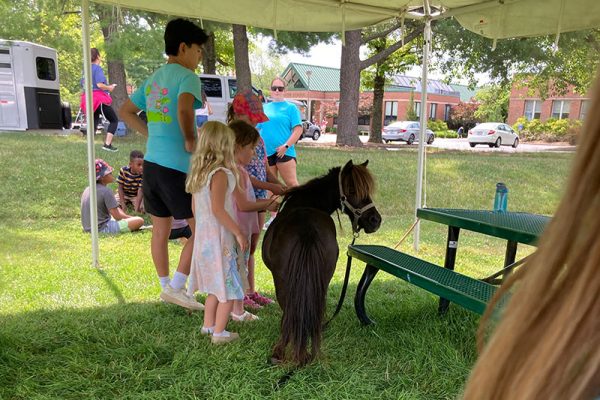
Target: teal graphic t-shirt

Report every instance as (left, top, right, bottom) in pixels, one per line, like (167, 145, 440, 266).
(130, 63, 202, 173)
(258, 101, 302, 158)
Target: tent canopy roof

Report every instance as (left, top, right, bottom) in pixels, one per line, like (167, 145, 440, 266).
(93, 0, 600, 39)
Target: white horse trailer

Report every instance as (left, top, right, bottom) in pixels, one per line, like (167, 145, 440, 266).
(0, 40, 65, 131)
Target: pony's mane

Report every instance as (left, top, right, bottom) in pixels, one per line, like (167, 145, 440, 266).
(342, 163, 375, 200)
(282, 163, 375, 208)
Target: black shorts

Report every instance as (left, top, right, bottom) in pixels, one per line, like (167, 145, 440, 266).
(267, 154, 297, 167)
(169, 225, 192, 240)
(143, 161, 192, 219)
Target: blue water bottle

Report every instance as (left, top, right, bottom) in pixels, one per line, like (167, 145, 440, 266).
(494, 183, 508, 212)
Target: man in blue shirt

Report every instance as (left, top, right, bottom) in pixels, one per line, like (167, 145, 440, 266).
(119, 18, 208, 311)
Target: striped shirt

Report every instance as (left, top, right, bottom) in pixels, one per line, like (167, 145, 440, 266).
(117, 166, 143, 198)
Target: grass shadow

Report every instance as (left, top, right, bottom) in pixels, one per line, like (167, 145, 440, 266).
(94, 268, 126, 304)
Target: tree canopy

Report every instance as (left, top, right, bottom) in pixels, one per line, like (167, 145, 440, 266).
(433, 19, 599, 96)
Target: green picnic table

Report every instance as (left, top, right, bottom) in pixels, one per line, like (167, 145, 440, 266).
(417, 208, 551, 313)
(348, 208, 551, 323)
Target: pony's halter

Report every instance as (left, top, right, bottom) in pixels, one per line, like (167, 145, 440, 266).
(338, 168, 375, 234)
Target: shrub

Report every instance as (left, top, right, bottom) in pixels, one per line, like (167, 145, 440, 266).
(406, 91, 418, 121)
(545, 118, 570, 136)
(512, 117, 528, 133)
(564, 122, 582, 145)
(435, 130, 459, 138)
(427, 119, 448, 132)
(513, 117, 582, 142)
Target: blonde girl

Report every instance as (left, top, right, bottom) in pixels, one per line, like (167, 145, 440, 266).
(228, 120, 280, 321)
(186, 121, 247, 344)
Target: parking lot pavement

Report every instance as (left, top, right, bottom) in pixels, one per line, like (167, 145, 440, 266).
(301, 134, 575, 153)
(427, 138, 574, 152)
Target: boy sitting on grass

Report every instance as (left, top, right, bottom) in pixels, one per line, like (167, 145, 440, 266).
(81, 159, 144, 234)
(117, 150, 144, 213)
(116, 150, 192, 241)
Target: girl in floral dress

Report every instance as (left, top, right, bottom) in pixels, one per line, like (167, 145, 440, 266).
(185, 121, 247, 344)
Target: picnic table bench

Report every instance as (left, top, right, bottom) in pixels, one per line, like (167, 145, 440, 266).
(348, 208, 550, 325)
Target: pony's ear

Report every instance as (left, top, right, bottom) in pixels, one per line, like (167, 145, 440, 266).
(361, 160, 369, 167)
(343, 160, 354, 170)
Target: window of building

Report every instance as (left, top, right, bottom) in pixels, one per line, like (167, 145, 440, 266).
(415, 101, 421, 118)
(444, 104, 451, 121)
(579, 100, 591, 120)
(199, 77, 223, 98)
(551, 100, 570, 119)
(429, 103, 437, 120)
(36, 57, 56, 81)
(384, 101, 398, 125)
(524, 100, 541, 120)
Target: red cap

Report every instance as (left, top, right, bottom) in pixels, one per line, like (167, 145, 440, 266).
(232, 89, 269, 124)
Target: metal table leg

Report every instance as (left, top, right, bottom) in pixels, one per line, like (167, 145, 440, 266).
(354, 264, 379, 325)
(503, 240, 518, 279)
(439, 226, 460, 315)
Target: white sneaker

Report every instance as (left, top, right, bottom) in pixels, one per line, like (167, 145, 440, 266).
(160, 284, 204, 311)
(263, 216, 276, 231)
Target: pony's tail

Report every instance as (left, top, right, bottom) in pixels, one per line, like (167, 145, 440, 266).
(279, 234, 329, 366)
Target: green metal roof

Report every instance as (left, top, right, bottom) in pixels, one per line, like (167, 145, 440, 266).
(282, 63, 341, 92)
(450, 84, 479, 102)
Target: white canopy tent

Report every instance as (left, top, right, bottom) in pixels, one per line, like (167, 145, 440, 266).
(81, 0, 600, 265)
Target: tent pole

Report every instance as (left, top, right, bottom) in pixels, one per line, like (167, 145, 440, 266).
(413, 15, 431, 251)
(81, 0, 99, 267)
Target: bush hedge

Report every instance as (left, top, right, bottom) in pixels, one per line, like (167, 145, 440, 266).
(435, 130, 459, 138)
(512, 117, 582, 144)
(427, 119, 449, 132)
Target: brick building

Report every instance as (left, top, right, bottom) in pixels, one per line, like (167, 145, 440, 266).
(280, 63, 464, 131)
(507, 79, 591, 125)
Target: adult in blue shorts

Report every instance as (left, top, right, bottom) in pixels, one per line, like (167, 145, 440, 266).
(119, 18, 208, 311)
(257, 77, 303, 227)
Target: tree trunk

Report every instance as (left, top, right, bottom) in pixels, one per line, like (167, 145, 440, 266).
(98, 8, 127, 114)
(336, 30, 362, 147)
(202, 31, 217, 74)
(232, 24, 251, 91)
(106, 59, 127, 112)
(369, 67, 385, 143)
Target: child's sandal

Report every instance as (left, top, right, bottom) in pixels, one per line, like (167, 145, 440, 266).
(230, 311, 259, 322)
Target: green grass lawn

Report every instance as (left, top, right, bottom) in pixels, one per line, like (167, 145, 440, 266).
(0, 132, 573, 399)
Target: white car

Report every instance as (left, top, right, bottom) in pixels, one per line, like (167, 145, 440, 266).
(198, 74, 264, 123)
(382, 121, 435, 145)
(468, 122, 519, 148)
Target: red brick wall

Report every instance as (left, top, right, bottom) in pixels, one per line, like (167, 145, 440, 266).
(507, 80, 590, 125)
(288, 90, 461, 130)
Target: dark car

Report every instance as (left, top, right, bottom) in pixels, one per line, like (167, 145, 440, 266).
(300, 120, 321, 141)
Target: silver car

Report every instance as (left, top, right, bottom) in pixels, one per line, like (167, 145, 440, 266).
(382, 121, 435, 145)
(468, 122, 519, 148)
